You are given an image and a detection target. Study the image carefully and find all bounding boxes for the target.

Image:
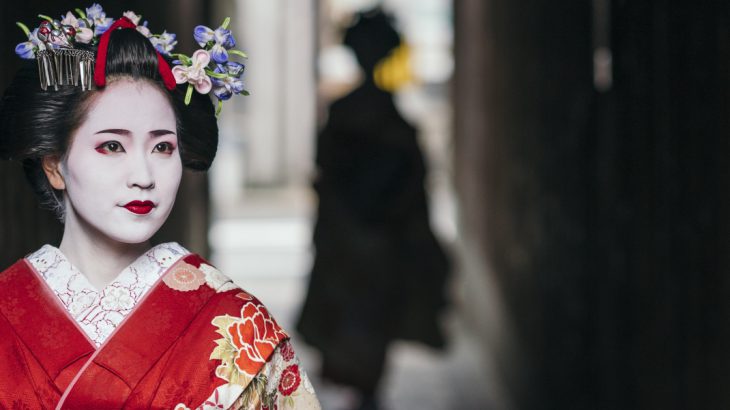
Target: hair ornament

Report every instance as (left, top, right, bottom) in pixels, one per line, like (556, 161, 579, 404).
(15, 4, 248, 115)
(15, 4, 178, 92)
(171, 17, 249, 115)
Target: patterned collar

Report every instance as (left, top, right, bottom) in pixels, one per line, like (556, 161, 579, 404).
(26, 242, 189, 346)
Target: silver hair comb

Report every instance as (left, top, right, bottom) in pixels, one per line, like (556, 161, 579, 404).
(35, 20, 94, 91)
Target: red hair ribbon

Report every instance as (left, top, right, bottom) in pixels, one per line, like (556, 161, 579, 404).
(94, 16, 177, 91)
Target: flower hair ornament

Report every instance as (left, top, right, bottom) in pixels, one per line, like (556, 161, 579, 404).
(15, 4, 248, 114)
(172, 17, 249, 114)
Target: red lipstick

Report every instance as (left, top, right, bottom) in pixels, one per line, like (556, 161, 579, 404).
(123, 200, 155, 215)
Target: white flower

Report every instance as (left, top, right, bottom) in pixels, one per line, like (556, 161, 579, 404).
(68, 292, 96, 316)
(198, 384, 244, 410)
(61, 11, 79, 27)
(101, 287, 134, 311)
(136, 25, 151, 38)
(123, 11, 142, 25)
(200, 263, 237, 292)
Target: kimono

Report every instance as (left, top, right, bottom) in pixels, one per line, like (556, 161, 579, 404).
(297, 84, 450, 394)
(0, 243, 320, 409)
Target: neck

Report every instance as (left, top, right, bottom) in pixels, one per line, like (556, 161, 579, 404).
(59, 208, 150, 290)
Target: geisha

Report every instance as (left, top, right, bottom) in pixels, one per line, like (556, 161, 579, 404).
(0, 5, 320, 409)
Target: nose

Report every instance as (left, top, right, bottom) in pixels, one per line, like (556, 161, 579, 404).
(126, 151, 155, 190)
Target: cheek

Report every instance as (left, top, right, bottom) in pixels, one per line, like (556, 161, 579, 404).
(157, 158, 183, 198)
(63, 154, 124, 199)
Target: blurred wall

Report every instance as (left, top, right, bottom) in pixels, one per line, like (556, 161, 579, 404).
(454, 0, 730, 409)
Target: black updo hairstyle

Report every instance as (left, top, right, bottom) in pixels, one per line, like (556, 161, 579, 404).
(0, 27, 218, 218)
(343, 8, 401, 72)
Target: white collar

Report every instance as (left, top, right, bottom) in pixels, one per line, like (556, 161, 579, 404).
(26, 242, 189, 346)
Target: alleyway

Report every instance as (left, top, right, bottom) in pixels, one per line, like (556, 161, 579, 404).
(209, 187, 496, 410)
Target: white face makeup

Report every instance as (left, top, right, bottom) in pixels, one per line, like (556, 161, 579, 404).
(60, 79, 182, 244)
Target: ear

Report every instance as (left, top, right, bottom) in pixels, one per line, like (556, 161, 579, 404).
(42, 156, 66, 190)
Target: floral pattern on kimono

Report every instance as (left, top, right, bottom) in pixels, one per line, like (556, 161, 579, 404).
(26, 242, 189, 345)
(0, 246, 320, 409)
(171, 289, 320, 409)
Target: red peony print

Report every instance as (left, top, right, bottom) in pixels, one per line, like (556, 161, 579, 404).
(278, 364, 301, 396)
(280, 340, 295, 362)
(227, 301, 288, 376)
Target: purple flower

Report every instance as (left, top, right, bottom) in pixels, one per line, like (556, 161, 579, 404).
(93, 17, 113, 36)
(85, 3, 104, 20)
(15, 28, 42, 60)
(194, 24, 236, 63)
(214, 27, 235, 49)
(209, 43, 229, 64)
(150, 30, 177, 55)
(219, 62, 245, 77)
(193, 25, 214, 46)
(86, 3, 112, 35)
(15, 41, 35, 59)
(211, 64, 245, 101)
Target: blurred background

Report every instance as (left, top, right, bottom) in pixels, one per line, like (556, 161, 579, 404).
(0, 0, 729, 409)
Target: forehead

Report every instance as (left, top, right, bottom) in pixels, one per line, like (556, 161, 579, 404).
(81, 79, 176, 130)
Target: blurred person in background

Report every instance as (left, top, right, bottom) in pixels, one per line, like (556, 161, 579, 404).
(297, 8, 450, 410)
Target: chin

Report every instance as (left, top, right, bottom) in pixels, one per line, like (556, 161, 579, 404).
(103, 220, 165, 245)
(107, 229, 158, 245)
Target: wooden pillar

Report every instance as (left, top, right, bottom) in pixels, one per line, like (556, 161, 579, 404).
(453, 0, 730, 408)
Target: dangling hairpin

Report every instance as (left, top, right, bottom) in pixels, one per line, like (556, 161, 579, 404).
(17, 18, 95, 91)
(15, 4, 248, 114)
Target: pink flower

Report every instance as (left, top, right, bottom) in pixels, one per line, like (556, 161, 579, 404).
(163, 263, 206, 292)
(172, 49, 212, 94)
(60, 11, 94, 44)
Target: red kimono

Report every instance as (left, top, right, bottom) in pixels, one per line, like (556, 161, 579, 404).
(0, 244, 319, 409)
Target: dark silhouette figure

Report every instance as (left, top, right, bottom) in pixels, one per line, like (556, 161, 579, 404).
(297, 9, 450, 410)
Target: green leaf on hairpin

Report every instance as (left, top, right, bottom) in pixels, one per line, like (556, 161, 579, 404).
(205, 69, 227, 80)
(16, 22, 31, 37)
(185, 83, 194, 105)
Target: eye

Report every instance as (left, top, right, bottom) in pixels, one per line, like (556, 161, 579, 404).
(153, 142, 175, 154)
(96, 141, 125, 154)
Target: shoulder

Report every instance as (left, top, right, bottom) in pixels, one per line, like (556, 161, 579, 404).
(164, 253, 289, 347)
(0, 259, 34, 285)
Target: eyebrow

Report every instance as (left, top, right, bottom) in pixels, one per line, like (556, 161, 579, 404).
(94, 129, 176, 137)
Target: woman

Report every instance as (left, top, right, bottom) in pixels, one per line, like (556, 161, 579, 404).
(297, 9, 450, 410)
(0, 5, 319, 409)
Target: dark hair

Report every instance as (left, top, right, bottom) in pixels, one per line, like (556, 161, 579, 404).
(0, 28, 218, 217)
(343, 8, 401, 71)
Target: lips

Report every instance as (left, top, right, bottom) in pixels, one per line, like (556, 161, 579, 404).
(123, 200, 155, 215)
